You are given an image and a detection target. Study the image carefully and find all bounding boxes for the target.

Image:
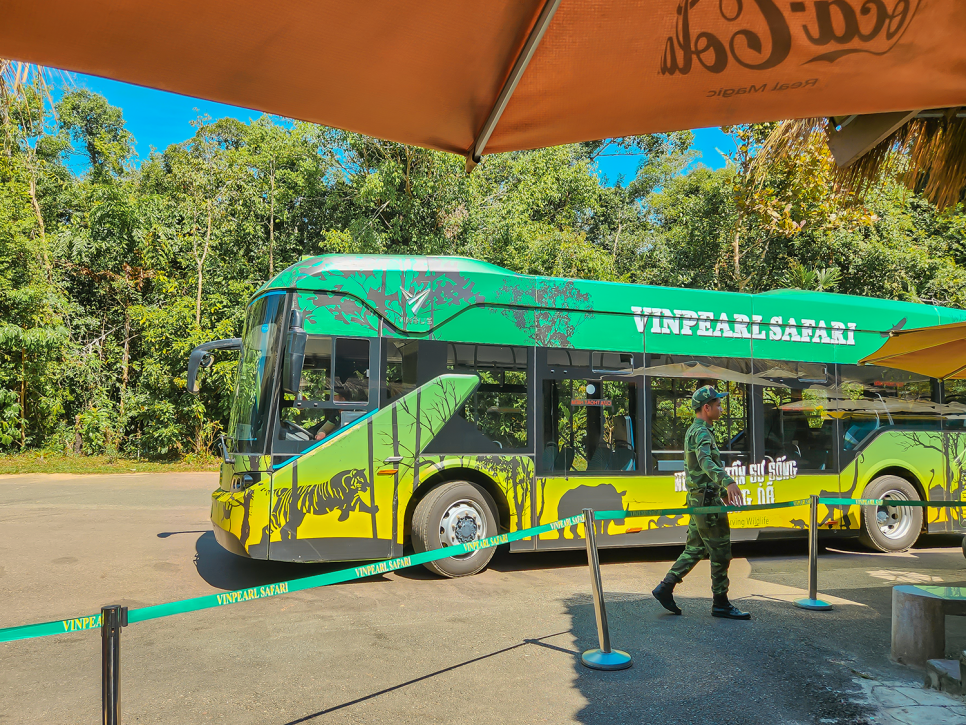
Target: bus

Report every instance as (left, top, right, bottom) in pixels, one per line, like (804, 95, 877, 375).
(189, 254, 966, 577)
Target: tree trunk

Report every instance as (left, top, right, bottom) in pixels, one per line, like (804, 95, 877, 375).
(119, 309, 130, 419)
(268, 163, 275, 278)
(733, 228, 740, 277)
(20, 349, 26, 450)
(195, 205, 212, 327)
(73, 414, 83, 455)
(27, 171, 52, 277)
(404, 146, 412, 198)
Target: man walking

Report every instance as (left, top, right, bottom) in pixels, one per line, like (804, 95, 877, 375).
(652, 385, 751, 620)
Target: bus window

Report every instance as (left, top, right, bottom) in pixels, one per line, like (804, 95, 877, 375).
(227, 293, 286, 455)
(334, 338, 370, 402)
(837, 364, 938, 458)
(384, 339, 419, 403)
(300, 335, 333, 402)
(542, 378, 637, 473)
(757, 360, 835, 471)
(276, 335, 373, 455)
(943, 380, 966, 429)
(423, 344, 530, 453)
(647, 355, 750, 473)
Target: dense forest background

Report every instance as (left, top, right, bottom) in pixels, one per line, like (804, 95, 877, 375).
(2, 81, 965, 460)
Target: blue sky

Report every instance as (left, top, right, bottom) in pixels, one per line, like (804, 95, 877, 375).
(68, 72, 732, 183)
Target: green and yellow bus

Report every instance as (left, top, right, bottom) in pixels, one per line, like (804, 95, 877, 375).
(189, 255, 966, 577)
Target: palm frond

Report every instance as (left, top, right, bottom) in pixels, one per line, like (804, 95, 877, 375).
(755, 111, 966, 210)
(0, 59, 69, 119)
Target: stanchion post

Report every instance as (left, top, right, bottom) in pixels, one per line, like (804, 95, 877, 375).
(580, 508, 632, 670)
(101, 605, 128, 725)
(794, 495, 833, 611)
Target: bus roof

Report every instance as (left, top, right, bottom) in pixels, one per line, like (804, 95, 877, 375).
(257, 254, 966, 364)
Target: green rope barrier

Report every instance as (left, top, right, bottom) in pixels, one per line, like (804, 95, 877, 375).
(596, 498, 812, 521)
(0, 514, 585, 644)
(818, 498, 966, 507)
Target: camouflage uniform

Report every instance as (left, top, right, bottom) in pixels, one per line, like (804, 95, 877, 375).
(665, 417, 736, 595)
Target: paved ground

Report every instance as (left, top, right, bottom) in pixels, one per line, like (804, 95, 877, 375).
(1, 473, 965, 725)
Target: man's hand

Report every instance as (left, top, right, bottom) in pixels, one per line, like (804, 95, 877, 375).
(725, 483, 745, 507)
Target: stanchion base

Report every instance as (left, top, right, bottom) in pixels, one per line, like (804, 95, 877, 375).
(794, 597, 833, 611)
(581, 648, 633, 670)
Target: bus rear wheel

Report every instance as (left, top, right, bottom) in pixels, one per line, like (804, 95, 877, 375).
(858, 475, 923, 553)
(412, 481, 499, 578)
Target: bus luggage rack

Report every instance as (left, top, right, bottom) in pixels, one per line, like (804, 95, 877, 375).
(2, 498, 964, 722)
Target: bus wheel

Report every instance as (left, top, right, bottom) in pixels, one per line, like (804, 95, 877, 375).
(857, 475, 923, 553)
(412, 481, 499, 578)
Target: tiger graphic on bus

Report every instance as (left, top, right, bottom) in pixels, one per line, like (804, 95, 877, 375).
(264, 467, 377, 543)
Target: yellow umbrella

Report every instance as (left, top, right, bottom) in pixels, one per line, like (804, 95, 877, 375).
(859, 321, 966, 380)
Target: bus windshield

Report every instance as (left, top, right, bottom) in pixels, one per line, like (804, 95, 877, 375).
(227, 293, 286, 455)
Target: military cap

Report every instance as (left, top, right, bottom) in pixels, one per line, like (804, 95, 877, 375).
(692, 384, 728, 410)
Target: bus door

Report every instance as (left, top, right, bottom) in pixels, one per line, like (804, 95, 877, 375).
(268, 322, 386, 562)
(534, 349, 647, 550)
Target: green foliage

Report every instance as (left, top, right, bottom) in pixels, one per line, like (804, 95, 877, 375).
(0, 84, 963, 460)
(781, 262, 840, 291)
(57, 89, 133, 180)
(0, 388, 20, 447)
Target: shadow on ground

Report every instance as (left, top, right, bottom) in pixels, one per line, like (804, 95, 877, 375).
(279, 630, 577, 724)
(193, 534, 816, 588)
(192, 527, 965, 592)
(192, 531, 392, 590)
(563, 593, 883, 725)
(274, 591, 886, 725)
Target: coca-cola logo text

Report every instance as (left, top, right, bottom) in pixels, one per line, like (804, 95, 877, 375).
(661, 0, 920, 76)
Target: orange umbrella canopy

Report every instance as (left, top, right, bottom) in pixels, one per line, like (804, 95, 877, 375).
(3, 1, 965, 161)
(859, 321, 966, 380)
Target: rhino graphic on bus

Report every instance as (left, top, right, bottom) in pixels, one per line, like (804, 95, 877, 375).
(557, 484, 626, 539)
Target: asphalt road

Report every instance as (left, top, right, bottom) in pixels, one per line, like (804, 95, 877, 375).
(1, 473, 965, 725)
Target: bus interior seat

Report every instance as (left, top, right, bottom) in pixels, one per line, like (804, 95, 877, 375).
(587, 444, 613, 470)
(612, 416, 636, 471)
(542, 442, 558, 470)
(844, 420, 878, 450)
(612, 447, 635, 471)
(555, 446, 575, 472)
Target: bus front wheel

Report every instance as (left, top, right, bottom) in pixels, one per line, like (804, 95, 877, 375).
(858, 475, 923, 553)
(412, 481, 499, 578)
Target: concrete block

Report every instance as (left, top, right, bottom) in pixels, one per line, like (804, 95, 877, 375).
(892, 586, 946, 668)
(925, 659, 964, 696)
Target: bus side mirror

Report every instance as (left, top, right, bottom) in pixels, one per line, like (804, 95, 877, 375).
(187, 338, 242, 394)
(283, 328, 307, 395)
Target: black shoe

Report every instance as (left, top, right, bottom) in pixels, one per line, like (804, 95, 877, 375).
(711, 599, 751, 620)
(652, 578, 682, 615)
